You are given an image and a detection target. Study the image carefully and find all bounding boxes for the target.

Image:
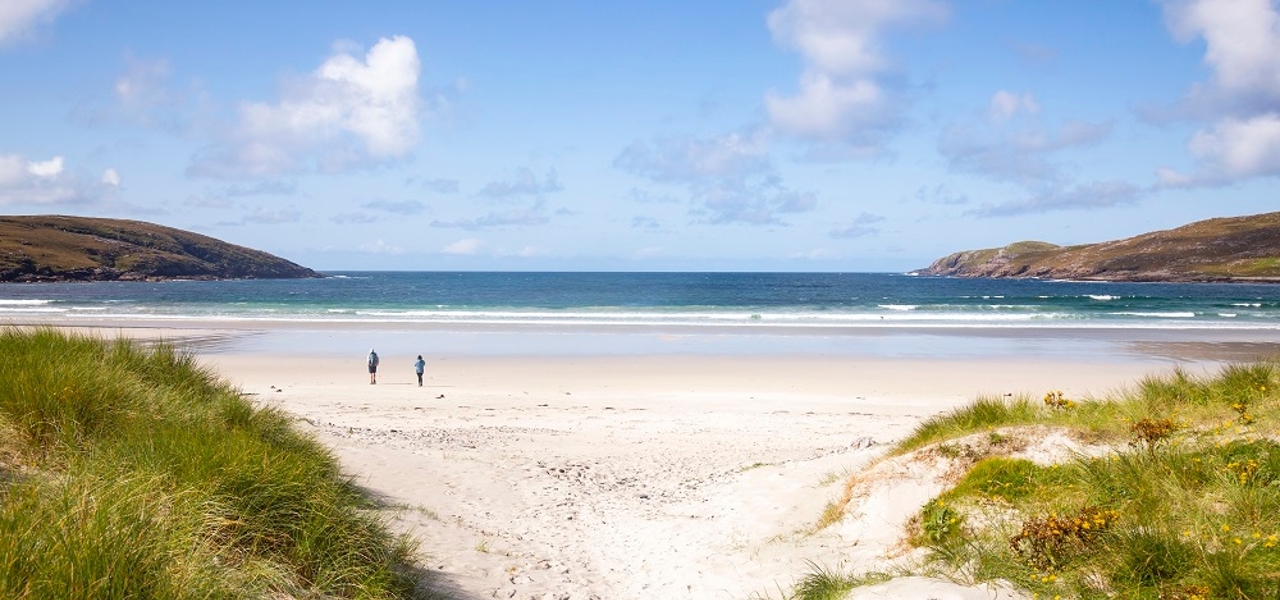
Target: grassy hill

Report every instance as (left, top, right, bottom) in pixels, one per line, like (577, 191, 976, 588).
(915, 212, 1280, 282)
(0, 215, 320, 282)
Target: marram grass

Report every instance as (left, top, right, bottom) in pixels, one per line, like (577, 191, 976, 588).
(791, 362, 1280, 600)
(0, 328, 428, 599)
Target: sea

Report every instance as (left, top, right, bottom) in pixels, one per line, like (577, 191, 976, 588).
(2, 272, 1279, 358)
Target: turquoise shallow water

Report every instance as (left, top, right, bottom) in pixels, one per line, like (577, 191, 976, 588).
(2, 271, 1279, 329)
(2, 272, 1278, 361)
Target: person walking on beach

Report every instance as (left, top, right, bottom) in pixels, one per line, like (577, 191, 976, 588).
(413, 355, 426, 387)
(368, 349, 380, 384)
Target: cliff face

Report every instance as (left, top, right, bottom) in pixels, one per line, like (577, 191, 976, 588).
(0, 215, 321, 282)
(915, 212, 1280, 283)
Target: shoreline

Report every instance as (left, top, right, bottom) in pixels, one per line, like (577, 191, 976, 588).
(5, 317, 1280, 363)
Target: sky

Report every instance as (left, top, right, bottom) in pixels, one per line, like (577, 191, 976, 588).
(1, 0, 1279, 272)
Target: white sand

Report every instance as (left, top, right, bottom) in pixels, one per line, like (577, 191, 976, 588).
(201, 352, 1188, 600)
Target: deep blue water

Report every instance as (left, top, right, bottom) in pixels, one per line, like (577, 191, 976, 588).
(2, 272, 1279, 329)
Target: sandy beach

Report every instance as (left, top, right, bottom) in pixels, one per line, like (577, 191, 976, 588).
(192, 324, 1242, 600)
(12, 320, 1272, 599)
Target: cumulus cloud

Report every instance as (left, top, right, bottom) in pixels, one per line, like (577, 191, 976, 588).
(0, 0, 71, 44)
(1154, 113, 1280, 186)
(1162, 0, 1280, 106)
(1156, 0, 1280, 184)
(25, 156, 63, 177)
(479, 168, 562, 198)
(189, 36, 423, 177)
(616, 130, 817, 225)
(0, 153, 113, 205)
(764, 0, 946, 151)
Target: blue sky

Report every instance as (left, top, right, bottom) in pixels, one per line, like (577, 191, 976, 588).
(2, 0, 1278, 271)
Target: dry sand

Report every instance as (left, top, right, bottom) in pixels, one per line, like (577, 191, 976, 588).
(200, 351, 1191, 600)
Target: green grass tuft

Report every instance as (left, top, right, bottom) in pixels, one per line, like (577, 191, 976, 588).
(0, 328, 428, 599)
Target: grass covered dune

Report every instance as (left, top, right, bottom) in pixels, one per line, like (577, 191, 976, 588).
(0, 329, 425, 599)
(804, 362, 1280, 600)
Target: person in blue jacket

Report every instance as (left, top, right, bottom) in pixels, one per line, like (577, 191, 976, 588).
(368, 349, 380, 384)
(414, 355, 426, 386)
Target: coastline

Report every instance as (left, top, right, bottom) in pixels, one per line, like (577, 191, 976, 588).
(6, 317, 1276, 598)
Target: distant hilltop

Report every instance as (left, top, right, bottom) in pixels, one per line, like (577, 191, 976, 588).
(913, 211, 1280, 283)
(0, 215, 321, 282)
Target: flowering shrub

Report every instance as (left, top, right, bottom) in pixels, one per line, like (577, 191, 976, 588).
(1130, 417, 1178, 448)
(1009, 505, 1120, 570)
(1043, 390, 1074, 410)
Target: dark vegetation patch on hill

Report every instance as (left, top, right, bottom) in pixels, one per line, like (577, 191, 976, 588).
(0, 215, 320, 282)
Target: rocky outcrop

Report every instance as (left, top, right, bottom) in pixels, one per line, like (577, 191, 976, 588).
(0, 215, 321, 282)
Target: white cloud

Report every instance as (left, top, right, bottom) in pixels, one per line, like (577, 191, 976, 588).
(0, 0, 71, 44)
(767, 0, 946, 76)
(26, 156, 63, 177)
(1157, 0, 1280, 184)
(443, 238, 481, 255)
(1162, 0, 1280, 103)
(0, 153, 108, 205)
(764, 0, 946, 148)
(190, 35, 423, 177)
(765, 73, 886, 142)
(101, 168, 121, 187)
(1187, 113, 1280, 178)
(988, 90, 1040, 121)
